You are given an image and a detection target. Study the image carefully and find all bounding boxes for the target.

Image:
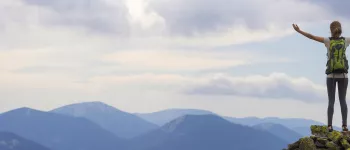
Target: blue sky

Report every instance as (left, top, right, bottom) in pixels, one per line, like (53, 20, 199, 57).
(1, 0, 350, 124)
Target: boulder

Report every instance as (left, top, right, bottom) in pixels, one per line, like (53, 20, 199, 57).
(286, 125, 350, 150)
(299, 137, 316, 150)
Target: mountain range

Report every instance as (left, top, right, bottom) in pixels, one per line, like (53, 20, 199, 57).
(224, 116, 324, 136)
(252, 122, 302, 143)
(134, 108, 215, 126)
(51, 101, 158, 139)
(0, 101, 328, 150)
(129, 114, 288, 150)
(0, 132, 50, 150)
(0, 107, 125, 150)
(135, 107, 323, 137)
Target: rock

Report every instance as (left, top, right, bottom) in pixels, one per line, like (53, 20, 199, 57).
(341, 138, 350, 149)
(288, 140, 300, 150)
(315, 141, 326, 148)
(314, 137, 328, 148)
(299, 137, 316, 150)
(316, 137, 328, 144)
(286, 125, 350, 150)
(311, 125, 328, 137)
(343, 131, 350, 137)
(343, 132, 350, 141)
(328, 130, 343, 143)
(310, 135, 318, 142)
(326, 141, 340, 150)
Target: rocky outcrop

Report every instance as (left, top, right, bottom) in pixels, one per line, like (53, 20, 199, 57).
(286, 125, 350, 150)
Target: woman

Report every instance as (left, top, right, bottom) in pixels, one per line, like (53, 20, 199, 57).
(293, 21, 350, 132)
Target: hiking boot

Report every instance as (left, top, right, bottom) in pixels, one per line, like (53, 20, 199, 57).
(343, 125, 348, 131)
(328, 125, 334, 132)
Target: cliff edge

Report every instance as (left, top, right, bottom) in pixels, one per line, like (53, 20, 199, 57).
(286, 125, 350, 150)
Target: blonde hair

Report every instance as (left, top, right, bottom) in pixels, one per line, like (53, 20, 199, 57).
(330, 21, 342, 38)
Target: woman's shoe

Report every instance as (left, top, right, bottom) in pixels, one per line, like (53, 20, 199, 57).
(328, 125, 334, 132)
(343, 125, 348, 131)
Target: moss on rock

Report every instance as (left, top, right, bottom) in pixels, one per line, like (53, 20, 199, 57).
(298, 137, 316, 150)
(310, 125, 328, 137)
(341, 138, 350, 149)
(288, 140, 300, 150)
(326, 141, 341, 150)
(286, 125, 350, 150)
(315, 138, 327, 148)
(328, 130, 343, 143)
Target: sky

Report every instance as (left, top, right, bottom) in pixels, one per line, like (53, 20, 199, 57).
(2, 0, 350, 124)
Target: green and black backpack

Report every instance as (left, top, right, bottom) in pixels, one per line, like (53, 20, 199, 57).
(325, 37, 349, 74)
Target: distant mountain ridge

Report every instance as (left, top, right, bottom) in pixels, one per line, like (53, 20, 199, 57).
(129, 114, 288, 150)
(135, 108, 326, 136)
(135, 108, 215, 126)
(252, 122, 303, 143)
(225, 116, 323, 128)
(0, 107, 125, 150)
(0, 102, 331, 150)
(0, 132, 50, 150)
(51, 101, 159, 138)
(224, 116, 326, 136)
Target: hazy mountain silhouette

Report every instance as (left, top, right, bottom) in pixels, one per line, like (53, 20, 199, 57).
(0, 132, 50, 150)
(135, 108, 325, 137)
(51, 101, 158, 138)
(0, 107, 125, 150)
(225, 117, 323, 127)
(135, 108, 215, 126)
(129, 114, 288, 150)
(225, 116, 324, 136)
(252, 122, 303, 143)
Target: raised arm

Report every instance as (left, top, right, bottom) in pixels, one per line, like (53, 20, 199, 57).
(293, 24, 324, 43)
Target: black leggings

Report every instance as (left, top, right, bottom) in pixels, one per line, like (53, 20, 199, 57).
(327, 77, 348, 126)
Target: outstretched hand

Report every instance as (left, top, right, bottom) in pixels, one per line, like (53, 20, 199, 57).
(291, 23, 323, 43)
(292, 24, 300, 32)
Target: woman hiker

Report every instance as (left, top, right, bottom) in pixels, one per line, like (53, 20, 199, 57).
(293, 21, 350, 132)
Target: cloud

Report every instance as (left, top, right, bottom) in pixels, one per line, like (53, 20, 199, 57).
(0, 0, 126, 51)
(103, 50, 248, 71)
(309, 0, 350, 19)
(38, 71, 327, 104)
(21, 0, 129, 35)
(148, 0, 329, 36)
(0, 0, 342, 116)
(0, 0, 324, 51)
(185, 73, 327, 103)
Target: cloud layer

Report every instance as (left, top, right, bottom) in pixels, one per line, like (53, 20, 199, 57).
(0, 0, 348, 121)
(148, 0, 329, 36)
(185, 73, 327, 103)
(22, 0, 129, 35)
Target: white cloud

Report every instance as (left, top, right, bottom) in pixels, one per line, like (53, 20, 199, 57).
(0, 67, 333, 123)
(185, 72, 327, 103)
(21, 0, 130, 35)
(72, 72, 329, 104)
(310, 0, 350, 19)
(103, 50, 248, 71)
(0, 0, 344, 123)
(163, 25, 296, 47)
(125, 0, 166, 34)
(0, 0, 330, 52)
(147, 0, 330, 35)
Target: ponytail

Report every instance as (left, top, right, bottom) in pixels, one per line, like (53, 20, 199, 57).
(330, 21, 342, 38)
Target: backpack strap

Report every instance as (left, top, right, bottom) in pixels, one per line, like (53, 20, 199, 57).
(330, 36, 345, 40)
